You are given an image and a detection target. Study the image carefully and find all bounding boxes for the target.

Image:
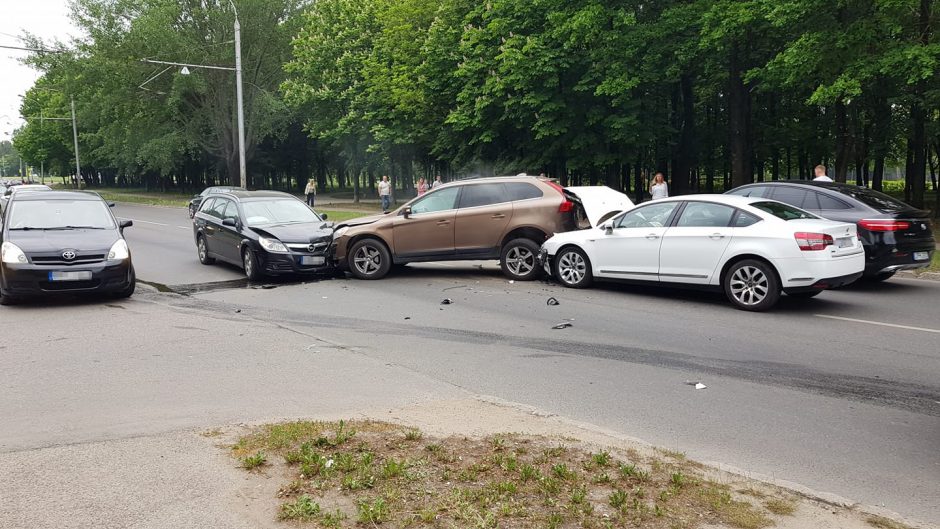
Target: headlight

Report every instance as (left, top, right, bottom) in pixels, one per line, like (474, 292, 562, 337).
(333, 226, 349, 238)
(108, 239, 130, 260)
(259, 236, 288, 253)
(1, 242, 28, 264)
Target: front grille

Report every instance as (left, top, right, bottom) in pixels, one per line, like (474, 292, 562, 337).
(31, 254, 106, 266)
(39, 280, 101, 291)
(286, 242, 330, 254)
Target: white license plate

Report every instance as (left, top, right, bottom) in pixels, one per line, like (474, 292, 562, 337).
(913, 251, 929, 261)
(49, 271, 93, 281)
(300, 256, 325, 266)
(836, 237, 854, 248)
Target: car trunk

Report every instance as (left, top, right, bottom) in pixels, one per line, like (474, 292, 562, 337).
(788, 219, 862, 259)
(563, 186, 634, 229)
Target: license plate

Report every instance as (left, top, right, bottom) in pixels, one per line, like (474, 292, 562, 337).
(300, 256, 325, 266)
(913, 251, 929, 261)
(836, 237, 854, 248)
(49, 271, 92, 281)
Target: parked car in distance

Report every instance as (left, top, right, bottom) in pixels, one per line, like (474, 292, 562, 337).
(726, 181, 934, 281)
(332, 176, 633, 281)
(0, 183, 51, 213)
(192, 190, 333, 280)
(0, 190, 135, 305)
(540, 195, 865, 311)
(188, 186, 246, 218)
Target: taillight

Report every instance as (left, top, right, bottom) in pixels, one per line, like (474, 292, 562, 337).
(545, 181, 574, 213)
(858, 219, 910, 232)
(794, 232, 834, 251)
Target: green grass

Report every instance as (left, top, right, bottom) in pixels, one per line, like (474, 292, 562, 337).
(241, 451, 266, 470)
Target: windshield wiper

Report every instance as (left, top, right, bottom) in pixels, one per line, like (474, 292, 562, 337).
(62, 225, 107, 229)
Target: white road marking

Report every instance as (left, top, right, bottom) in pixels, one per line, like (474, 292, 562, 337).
(176, 226, 190, 230)
(815, 314, 940, 334)
(121, 218, 169, 227)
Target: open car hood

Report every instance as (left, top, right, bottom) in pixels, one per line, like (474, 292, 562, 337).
(565, 186, 634, 227)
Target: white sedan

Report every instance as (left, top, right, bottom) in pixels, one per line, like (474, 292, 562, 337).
(539, 195, 865, 311)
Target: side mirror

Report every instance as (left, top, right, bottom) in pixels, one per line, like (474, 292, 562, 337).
(402, 206, 412, 218)
(222, 218, 237, 227)
(600, 222, 613, 233)
(320, 213, 328, 220)
(108, 202, 116, 208)
(119, 219, 133, 229)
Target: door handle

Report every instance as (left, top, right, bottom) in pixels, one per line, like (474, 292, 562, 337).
(645, 233, 659, 240)
(491, 214, 506, 219)
(709, 233, 725, 240)
(436, 220, 451, 225)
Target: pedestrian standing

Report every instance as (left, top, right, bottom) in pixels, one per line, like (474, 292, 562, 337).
(431, 175, 443, 189)
(649, 172, 669, 200)
(304, 179, 317, 207)
(417, 177, 429, 196)
(378, 175, 392, 213)
(813, 165, 833, 182)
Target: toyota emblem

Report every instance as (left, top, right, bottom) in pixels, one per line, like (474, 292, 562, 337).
(61, 250, 77, 261)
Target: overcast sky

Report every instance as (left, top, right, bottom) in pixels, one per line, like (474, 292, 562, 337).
(0, 0, 78, 142)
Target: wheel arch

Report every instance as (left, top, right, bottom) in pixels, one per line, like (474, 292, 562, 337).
(500, 226, 549, 249)
(718, 253, 781, 286)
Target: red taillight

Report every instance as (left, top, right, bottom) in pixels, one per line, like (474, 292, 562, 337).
(858, 219, 910, 232)
(545, 181, 574, 213)
(794, 232, 834, 251)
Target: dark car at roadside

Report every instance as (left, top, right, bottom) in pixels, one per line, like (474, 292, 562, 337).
(192, 190, 333, 280)
(0, 190, 135, 305)
(188, 186, 245, 218)
(726, 180, 934, 280)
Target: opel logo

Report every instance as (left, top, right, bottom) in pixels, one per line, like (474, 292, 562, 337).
(61, 250, 77, 261)
(308, 244, 316, 252)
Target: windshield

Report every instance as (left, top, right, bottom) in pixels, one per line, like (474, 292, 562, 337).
(242, 199, 321, 226)
(7, 200, 116, 230)
(750, 201, 819, 221)
(837, 186, 910, 213)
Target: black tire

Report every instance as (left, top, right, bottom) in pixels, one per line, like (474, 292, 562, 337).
(188, 204, 196, 219)
(196, 235, 215, 265)
(787, 290, 822, 299)
(723, 259, 781, 312)
(242, 247, 263, 281)
(112, 266, 136, 299)
(347, 238, 391, 280)
(553, 246, 593, 289)
(500, 238, 542, 281)
(868, 271, 896, 282)
(0, 289, 19, 306)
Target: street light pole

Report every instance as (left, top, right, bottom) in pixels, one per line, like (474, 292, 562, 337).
(71, 97, 82, 187)
(233, 9, 247, 189)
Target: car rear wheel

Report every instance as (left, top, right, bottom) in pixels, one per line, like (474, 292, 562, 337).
(349, 239, 391, 280)
(500, 239, 542, 281)
(723, 259, 781, 311)
(554, 246, 592, 288)
(188, 204, 196, 219)
(197, 235, 215, 265)
(243, 247, 263, 281)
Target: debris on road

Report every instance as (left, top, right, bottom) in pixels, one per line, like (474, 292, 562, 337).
(404, 317, 411, 320)
(552, 322, 573, 329)
(685, 381, 707, 390)
(441, 298, 453, 305)
(508, 280, 515, 284)
(547, 297, 560, 306)
(234, 309, 241, 313)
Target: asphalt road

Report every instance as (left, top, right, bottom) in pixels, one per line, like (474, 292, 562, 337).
(3, 203, 939, 525)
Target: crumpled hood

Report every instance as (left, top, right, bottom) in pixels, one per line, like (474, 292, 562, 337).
(565, 186, 634, 227)
(5, 229, 120, 252)
(335, 213, 389, 229)
(251, 221, 334, 244)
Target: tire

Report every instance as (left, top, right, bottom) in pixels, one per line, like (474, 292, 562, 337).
(0, 290, 19, 306)
(553, 246, 593, 289)
(348, 238, 391, 280)
(787, 290, 822, 299)
(196, 235, 215, 265)
(723, 259, 781, 312)
(188, 205, 196, 219)
(500, 238, 542, 281)
(243, 247, 263, 281)
(868, 271, 896, 282)
(112, 266, 136, 299)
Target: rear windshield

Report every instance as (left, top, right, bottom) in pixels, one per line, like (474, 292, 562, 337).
(750, 201, 819, 221)
(7, 200, 115, 230)
(836, 186, 910, 212)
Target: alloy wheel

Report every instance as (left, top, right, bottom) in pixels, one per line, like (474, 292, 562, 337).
(243, 250, 253, 278)
(557, 250, 586, 285)
(353, 245, 382, 276)
(729, 265, 769, 306)
(198, 238, 207, 261)
(506, 247, 535, 277)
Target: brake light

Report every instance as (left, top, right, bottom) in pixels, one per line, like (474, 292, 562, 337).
(794, 232, 834, 251)
(858, 219, 910, 232)
(545, 180, 574, 213)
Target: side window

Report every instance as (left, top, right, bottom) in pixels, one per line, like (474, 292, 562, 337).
(733, 210, 761, 227)
(675, 202, 736, 227)
(505, 182, 543, 201)
(220, 200, 240, 223)
(802, 191, 821, 211)
(458, 183, 507, 209)
(614, 202, 678, 229)
(410, 187, 460, 214)
(769, 186, 809, 209)
(200, 197, 219, 217)
(728, 185, 769, 198)
(206, 198, 229, 219)
(817, 193, 851, 210)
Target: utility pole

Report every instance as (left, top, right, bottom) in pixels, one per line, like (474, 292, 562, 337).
(233, 5, 247, 189)
(71, 96, 81, 187)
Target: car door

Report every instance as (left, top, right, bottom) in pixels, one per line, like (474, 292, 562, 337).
(392, 186, 460, 258)
(454, 183, 512, 257)
(658, 201, 736, 284)
(590, 201, 680, 280)
(215, 199, 243, 263)
(199, 198, 227, 259)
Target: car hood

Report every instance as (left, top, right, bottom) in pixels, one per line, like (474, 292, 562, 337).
(334, 213, 390, 229)
(251, 222, 334, 243)
(5, 228, 120, 252)
(565, 186, 634, 227)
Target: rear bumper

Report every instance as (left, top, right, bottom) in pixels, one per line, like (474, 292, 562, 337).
(1, 259, 132, 297)
(783, 271, 863, 294)
(863, 244, 934, 275)
(774, 251, 865, 290)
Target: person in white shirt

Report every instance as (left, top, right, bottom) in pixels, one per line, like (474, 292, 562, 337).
(431, 175, 443, 189)
(649, 172, 669, 200)
(813, 165, 833, 182)
(378, 175, 392, 212)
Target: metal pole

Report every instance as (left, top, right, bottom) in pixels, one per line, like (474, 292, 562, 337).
(71, 96, 81, 188)
(234, 16, 247, 189)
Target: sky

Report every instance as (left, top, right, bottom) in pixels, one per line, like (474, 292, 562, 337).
(0, 0, 79, 142)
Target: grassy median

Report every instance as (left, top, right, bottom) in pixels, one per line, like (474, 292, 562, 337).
(230, 420, 802, 529)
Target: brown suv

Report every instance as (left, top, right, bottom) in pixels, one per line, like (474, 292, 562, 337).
(333, 176, 589, 281)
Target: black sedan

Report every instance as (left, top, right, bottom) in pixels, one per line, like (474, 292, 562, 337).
(192, 190, 333, 280)
(0, 190, 135, 305)
(188, 186, 245, 218)
(727, 181, 935, 280)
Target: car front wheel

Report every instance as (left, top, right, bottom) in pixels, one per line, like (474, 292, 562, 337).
(500, 239, 542, 281)
(723, 259, 781, 311)
(348, 239, 391, 280)
(243, 247, 263, 281)
(112, 266, 136, 299)
(554, 246, 592, 288)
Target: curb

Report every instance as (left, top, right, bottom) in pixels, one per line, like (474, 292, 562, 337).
(897, 270, 940, 281)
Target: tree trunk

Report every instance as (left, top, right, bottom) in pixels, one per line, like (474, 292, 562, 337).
(672, 73, 696, 196)
(728, 44, 753, 188)
(834, 102, 850, 182)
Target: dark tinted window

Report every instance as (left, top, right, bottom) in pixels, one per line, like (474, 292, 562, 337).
(675, 202, 736, 227)
(727, 185, 770, 198)
(750, 201, 819, 221)
(817, 192, 851, 210)
(770, 186, 810, 208)
(458, 183, 507, 208)
(505, 182, 543, 201)
(200, 197, 218, 216)
(836, 186, 909, 212)
(220, 201, 239, 222)
(733, 210, 761, 227)
(206, 198, 230, 219)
